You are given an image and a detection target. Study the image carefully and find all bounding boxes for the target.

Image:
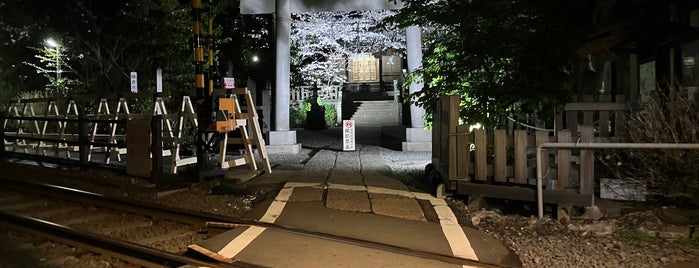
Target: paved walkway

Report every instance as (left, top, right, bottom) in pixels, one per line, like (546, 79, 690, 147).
(190, 127, 521, 267)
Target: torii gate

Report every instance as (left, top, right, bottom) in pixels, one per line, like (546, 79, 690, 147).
(241, 0, 430, 153)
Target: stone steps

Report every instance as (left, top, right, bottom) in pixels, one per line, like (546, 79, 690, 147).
(349, 101, 401, 127)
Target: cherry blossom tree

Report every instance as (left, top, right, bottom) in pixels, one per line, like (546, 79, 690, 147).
(290, 10, 405, 86)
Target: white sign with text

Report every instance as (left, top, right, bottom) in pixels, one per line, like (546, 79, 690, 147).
(223, 77, 236, 89)
(130, 72, 138, 93)
(343, 120, 355, 151)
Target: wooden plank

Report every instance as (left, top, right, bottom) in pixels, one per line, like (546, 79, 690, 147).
(566, 110, 578, 135)
(126, 117, 151, 177)
(583, 110, 594, 128)
(449, 134, 458, 179)
(438, 96, 450, 171)
(493, 129, 507, 183)
(556, 131, 572, 190)
(514, 130, 528, 184)
(448, 95, 460, 134)
(614, 94, 627, 137)
(564, 102, 628, 111)
(598, 95, 611, 137)
(432, 97, 442, 159)
(579, 126, 595, 195)
(555, 111, 563, 132)
(599, 111, 610, 137)
(456, 181, 593, 206)
(474, 129, 487, 181)
(456, 125, 470, 180)
(535, 130, 550, 186)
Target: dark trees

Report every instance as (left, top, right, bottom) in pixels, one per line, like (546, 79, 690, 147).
(389, 0, 593, 127)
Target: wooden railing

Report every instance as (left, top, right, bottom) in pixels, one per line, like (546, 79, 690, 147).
(557, 94, 629, 141)
(433, 95, 628, 206)
(445, 127, 595, 194)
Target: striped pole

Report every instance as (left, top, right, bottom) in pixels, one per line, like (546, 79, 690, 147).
(207, 0, 214, 95)
(193, 0, 209, 177)
(192, 0, 205, 99)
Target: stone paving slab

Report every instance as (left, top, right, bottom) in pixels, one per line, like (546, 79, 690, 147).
(286, 173, 327, 184)
(327, 171, 363, 185)
(369, 192, 426, 222)
(288, 187, 324, 202)
(325, 188, 371, 212)
(364, 174, 409, 190)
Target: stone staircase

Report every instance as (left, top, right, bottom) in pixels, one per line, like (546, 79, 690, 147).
(347, 100, 401, 127)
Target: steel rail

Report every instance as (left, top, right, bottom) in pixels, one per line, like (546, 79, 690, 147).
(0, 211, 251, 268)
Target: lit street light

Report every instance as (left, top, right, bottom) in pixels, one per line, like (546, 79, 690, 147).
(45, 38, 61, 80)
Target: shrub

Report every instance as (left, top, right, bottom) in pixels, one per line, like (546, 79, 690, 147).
(603, 85, 699, 206)
(290, 98, 337, 128)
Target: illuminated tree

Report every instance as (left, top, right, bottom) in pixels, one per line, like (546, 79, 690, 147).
(290, 10, 405, 86)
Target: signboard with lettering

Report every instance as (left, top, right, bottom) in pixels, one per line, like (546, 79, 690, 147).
(223, 77, 236, 89)
(156, 68, 163, 93)
(343, 120, 355, 151)
(130, 72, 138, 93)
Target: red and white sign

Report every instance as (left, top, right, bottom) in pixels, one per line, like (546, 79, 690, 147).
(343, 120, 355, 151)
(223, 77, 236, 89)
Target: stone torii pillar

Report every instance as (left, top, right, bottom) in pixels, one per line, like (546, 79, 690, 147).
(241, 0, 406, 154)
(267, 0, 302, 154)
(402, 26, 431, 152)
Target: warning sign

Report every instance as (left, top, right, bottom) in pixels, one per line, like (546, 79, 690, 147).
(343, 120, 355, 151)
(223, 77, 236, 89)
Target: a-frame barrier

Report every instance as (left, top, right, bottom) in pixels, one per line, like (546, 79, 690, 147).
(166, 96, 198, 174)
(217, 88, 272, 174)
(4, 100, 42, 153)
(3, 92, 271, 176)
(3, 100, 25, 152)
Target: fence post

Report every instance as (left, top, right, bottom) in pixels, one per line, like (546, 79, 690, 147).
(78, 107, 89, 170)
(535, 130, 550, 187)
(0, 115, 5, 162)
(493, 129, 507, 183)
(514, 130, 528, 184)
(151, 115, 163, 183)
(556, 130, 572, 190)
(579, 126, 595, 196)
(474, 128, 487, 181)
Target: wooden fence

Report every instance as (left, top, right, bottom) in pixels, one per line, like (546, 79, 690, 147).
(556, 94, 629, 141)
(433, 95, 630, 207)
(290, 85, 342, 103)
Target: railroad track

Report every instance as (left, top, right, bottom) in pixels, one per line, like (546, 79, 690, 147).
(0, 179, 257, 267)
(0, 178, 509, 268)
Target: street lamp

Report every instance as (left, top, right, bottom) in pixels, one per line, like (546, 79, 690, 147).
(45, 38, 61, 80)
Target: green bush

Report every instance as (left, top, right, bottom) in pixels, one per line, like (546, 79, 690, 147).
(290, 98, 337, 128)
